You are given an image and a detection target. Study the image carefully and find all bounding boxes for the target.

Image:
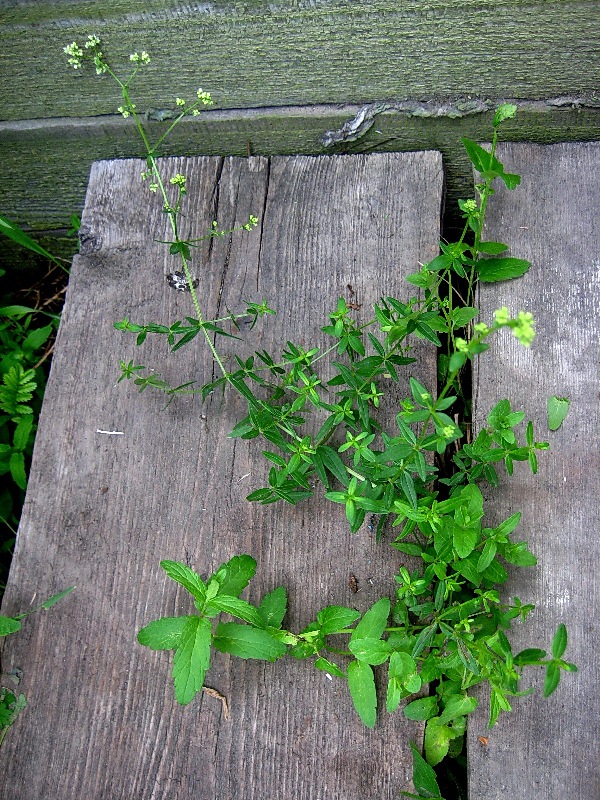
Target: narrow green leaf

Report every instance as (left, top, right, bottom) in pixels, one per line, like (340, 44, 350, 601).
(547, 396, 570, 431)
(551, 623, 568, 659)
(476, 540, 497, 572)
(9, 452, 27, 490)
(172, 616, 212, 705)
(23, 325, 53, 353)
(40, 585, 76, 609)
(137, 616, 195, 650)
(316, 445, 349, 486)
(347, 660, 377, 728)
(514, 648, 546, 666)
(207, 596, 264, 627)
(476, 241, 509, 255)
(212, 622, 287, 661)
(386, 676, 402, 713)
(13, 415, 34, 451)
(0, 305, 40, 319)
(411, 623, 437, 659)
(161, 561, 207, 605)
(314, 656, 345, 678)
(543, 663, 561, 697)
(0, 213, 63, 266)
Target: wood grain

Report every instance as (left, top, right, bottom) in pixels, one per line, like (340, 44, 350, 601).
(1, 0, 599, 234)
(1, 1, 598, 119)
(468, 143, 600, 799)
(2, 105, 598, 237)
(0, 151, 443, 799)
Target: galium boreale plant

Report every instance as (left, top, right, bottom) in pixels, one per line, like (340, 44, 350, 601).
(65, 41, 576, 798)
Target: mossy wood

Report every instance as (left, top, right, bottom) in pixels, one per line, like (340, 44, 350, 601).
(1, 0, 599, 239)
(0, 152, 441, 799)
(469, 142, 600, 799)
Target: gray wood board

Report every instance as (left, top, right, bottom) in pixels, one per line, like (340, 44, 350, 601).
(468, 142, 600, 798)
(0, 151, 442, 799)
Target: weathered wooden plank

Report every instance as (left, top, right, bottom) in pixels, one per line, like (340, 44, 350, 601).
(1, 104, 598, 238)
(1, 1, 598, 120)
(0, 151, 442, 799)
(1, 0, 599, 240)
(468, 142, 600, 798)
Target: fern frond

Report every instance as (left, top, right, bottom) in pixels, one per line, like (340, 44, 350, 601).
(0, 365, 37, 419)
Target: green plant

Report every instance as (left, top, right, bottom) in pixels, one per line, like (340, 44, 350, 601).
(0, 586, 75, 746)
(0, 231, 66, 585)
(66, 39, 576, 798)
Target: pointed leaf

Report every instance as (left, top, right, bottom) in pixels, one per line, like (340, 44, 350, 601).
(349, 637, 392, 665)
(438, 694, 477, 723)
(214, 554, 257, 597)
(547, 396, 570, 431)
(351, 598, 390, 642)
(39, 586, 76, 610)
(317, 605, 361, 635)
(409, 742, 443, 798)
(347, 660, 377, 728)
(314, 656, 345, 678)
(13, 415, 34, 451)
(0, 616, 22, 636)
(543, 663, 561, 697)
(172, 616, 212, 705)
(207, 596, 265, 627)
(551, 623, 568, 659)
(137, 616, 195, 650)
(161, 560, 207, 605)
(212, 622, 287, 661)
(476, 257, 530, 283)
(386, 676, 403, 713)
(258, 586, 287, 627)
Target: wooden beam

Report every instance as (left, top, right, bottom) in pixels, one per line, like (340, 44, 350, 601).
(1, 104, 598, 237)
(1, 1, 598, 119)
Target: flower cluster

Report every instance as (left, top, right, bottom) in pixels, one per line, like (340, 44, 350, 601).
(196, 88, 213, 105)
(242, 215, 259, 231)
(117, 104, 136, 119)
(130, 51, 151, 65)
(494, 307, 536, 346)
(64, 35, 107, 74)
(170, 174, 187, 193)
